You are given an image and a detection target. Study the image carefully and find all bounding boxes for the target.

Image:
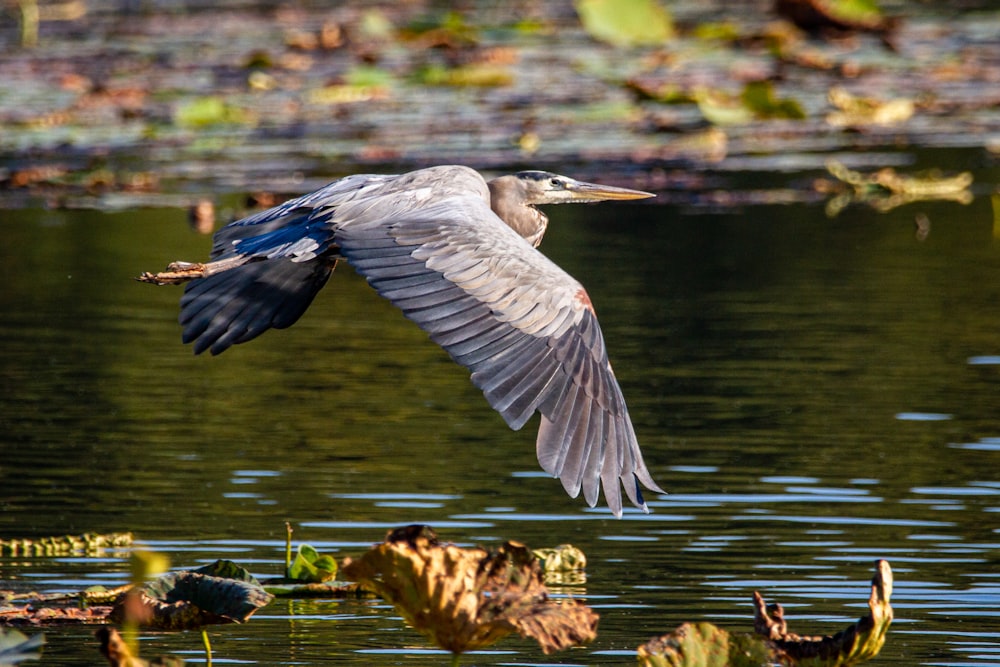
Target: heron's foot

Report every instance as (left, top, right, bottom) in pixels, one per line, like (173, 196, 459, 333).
(136, 261, 207, 285)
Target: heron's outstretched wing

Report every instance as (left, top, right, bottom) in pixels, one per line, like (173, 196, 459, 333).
(336, 193, 663, 516)
(179, 174, 395, 355)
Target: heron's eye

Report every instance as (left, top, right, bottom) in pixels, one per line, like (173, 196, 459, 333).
(550, 178, 563, 188)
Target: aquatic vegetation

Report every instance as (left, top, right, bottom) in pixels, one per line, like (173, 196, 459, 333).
(775, 0, 894, 36)
(173, 97, 257, 129)
(575, 0, 674, 47)
(341, 525, 598, 660)
(825, 87, 914, 128)
(113, 560, 273, 631)
(532, 543, 587, 573)
(822, 159, 973, 216)
(0, 533, 132, 558)
(695, 81, 806, 125)
(638, 560, 894, 667)
(286, 544, 338, 583)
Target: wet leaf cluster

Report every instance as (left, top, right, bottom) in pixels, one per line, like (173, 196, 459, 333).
(0, 526, 897, 666)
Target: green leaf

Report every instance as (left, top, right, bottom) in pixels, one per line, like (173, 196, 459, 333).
(286, 544, 338, 583)
(173, 97, 255, 128)
(741, 81, 806, 120)
(532, 544, 586, 572)
(638, 622, 769, 667)
(193, 559, 262, 585)
(143, 572, 273, 626)
(123, 562, 274, 630)
(821, 0, 884, 26)
(0, 627, 44, 665)
(575, 0, 673, 48)
(344, 65, 394, 88)
(695, 82, 805, 125)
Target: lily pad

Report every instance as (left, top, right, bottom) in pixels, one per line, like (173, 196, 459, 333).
(696, 81, 805, 125)
(114, 560, 273, 631)
(775, 0, 892, 34)
(173, 97, 256, 128)
(575, 0, 673, 48)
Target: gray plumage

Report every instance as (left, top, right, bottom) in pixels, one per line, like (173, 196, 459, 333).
(140, 165, 663, 516)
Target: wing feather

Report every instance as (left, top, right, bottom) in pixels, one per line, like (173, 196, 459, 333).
(336, 190, 662, 516)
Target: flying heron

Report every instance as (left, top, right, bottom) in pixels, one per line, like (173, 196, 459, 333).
(140, 165, 663, 516)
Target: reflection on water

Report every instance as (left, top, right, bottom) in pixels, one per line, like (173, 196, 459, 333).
(1, 177, 1000, 665)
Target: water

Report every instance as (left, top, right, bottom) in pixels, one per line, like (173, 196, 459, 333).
(2, 165, 1000, 665)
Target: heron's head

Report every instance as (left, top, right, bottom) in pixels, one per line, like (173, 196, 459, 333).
(510, 171, 654, 206)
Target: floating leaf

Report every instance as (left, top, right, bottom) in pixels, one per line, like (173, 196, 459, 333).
(826, 87, 913, 127)
(695, 81, 804, 125)
(114, 560, 273, 631)
(775, 0, 892, 34)
(0, 605, 112, 626)
(192, 560, 262, 585)
(639, 560, 894, 667)
(173, 97, 255, 128)
(575, 0, 673, 48)
(286, 544, 338, 583)
(0, 627, 44, 665)
(742, 81, 806, 119)
(532, 545, 586, 573)
(637, 621, 769, 667)
(342, 525, 598, 655)
(414, 63, 513, 87)
(401, 10, 479, 48)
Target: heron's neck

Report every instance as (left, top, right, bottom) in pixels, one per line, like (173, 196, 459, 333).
(488, 185, 549, 248)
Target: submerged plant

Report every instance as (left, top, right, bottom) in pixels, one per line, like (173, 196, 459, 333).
(342, 525, 598, 663)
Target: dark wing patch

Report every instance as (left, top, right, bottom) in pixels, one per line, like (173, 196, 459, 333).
(180, 258, 333, 355)
(337, 196, 662, 516)
(175, 174, 396, 354)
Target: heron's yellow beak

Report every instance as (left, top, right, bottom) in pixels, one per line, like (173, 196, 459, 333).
(564, 179, 655, 202)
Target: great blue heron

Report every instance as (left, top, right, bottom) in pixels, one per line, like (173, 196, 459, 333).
(140, 165, 663, 516)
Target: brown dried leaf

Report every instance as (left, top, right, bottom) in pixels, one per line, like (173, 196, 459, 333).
(0, 605, 113, 626)
(341, 525, 598, 655)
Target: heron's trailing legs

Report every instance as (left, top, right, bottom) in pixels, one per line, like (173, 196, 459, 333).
(136, 256, 249, 285)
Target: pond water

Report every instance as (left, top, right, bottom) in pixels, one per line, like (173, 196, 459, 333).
(1, 151, 999, 665)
